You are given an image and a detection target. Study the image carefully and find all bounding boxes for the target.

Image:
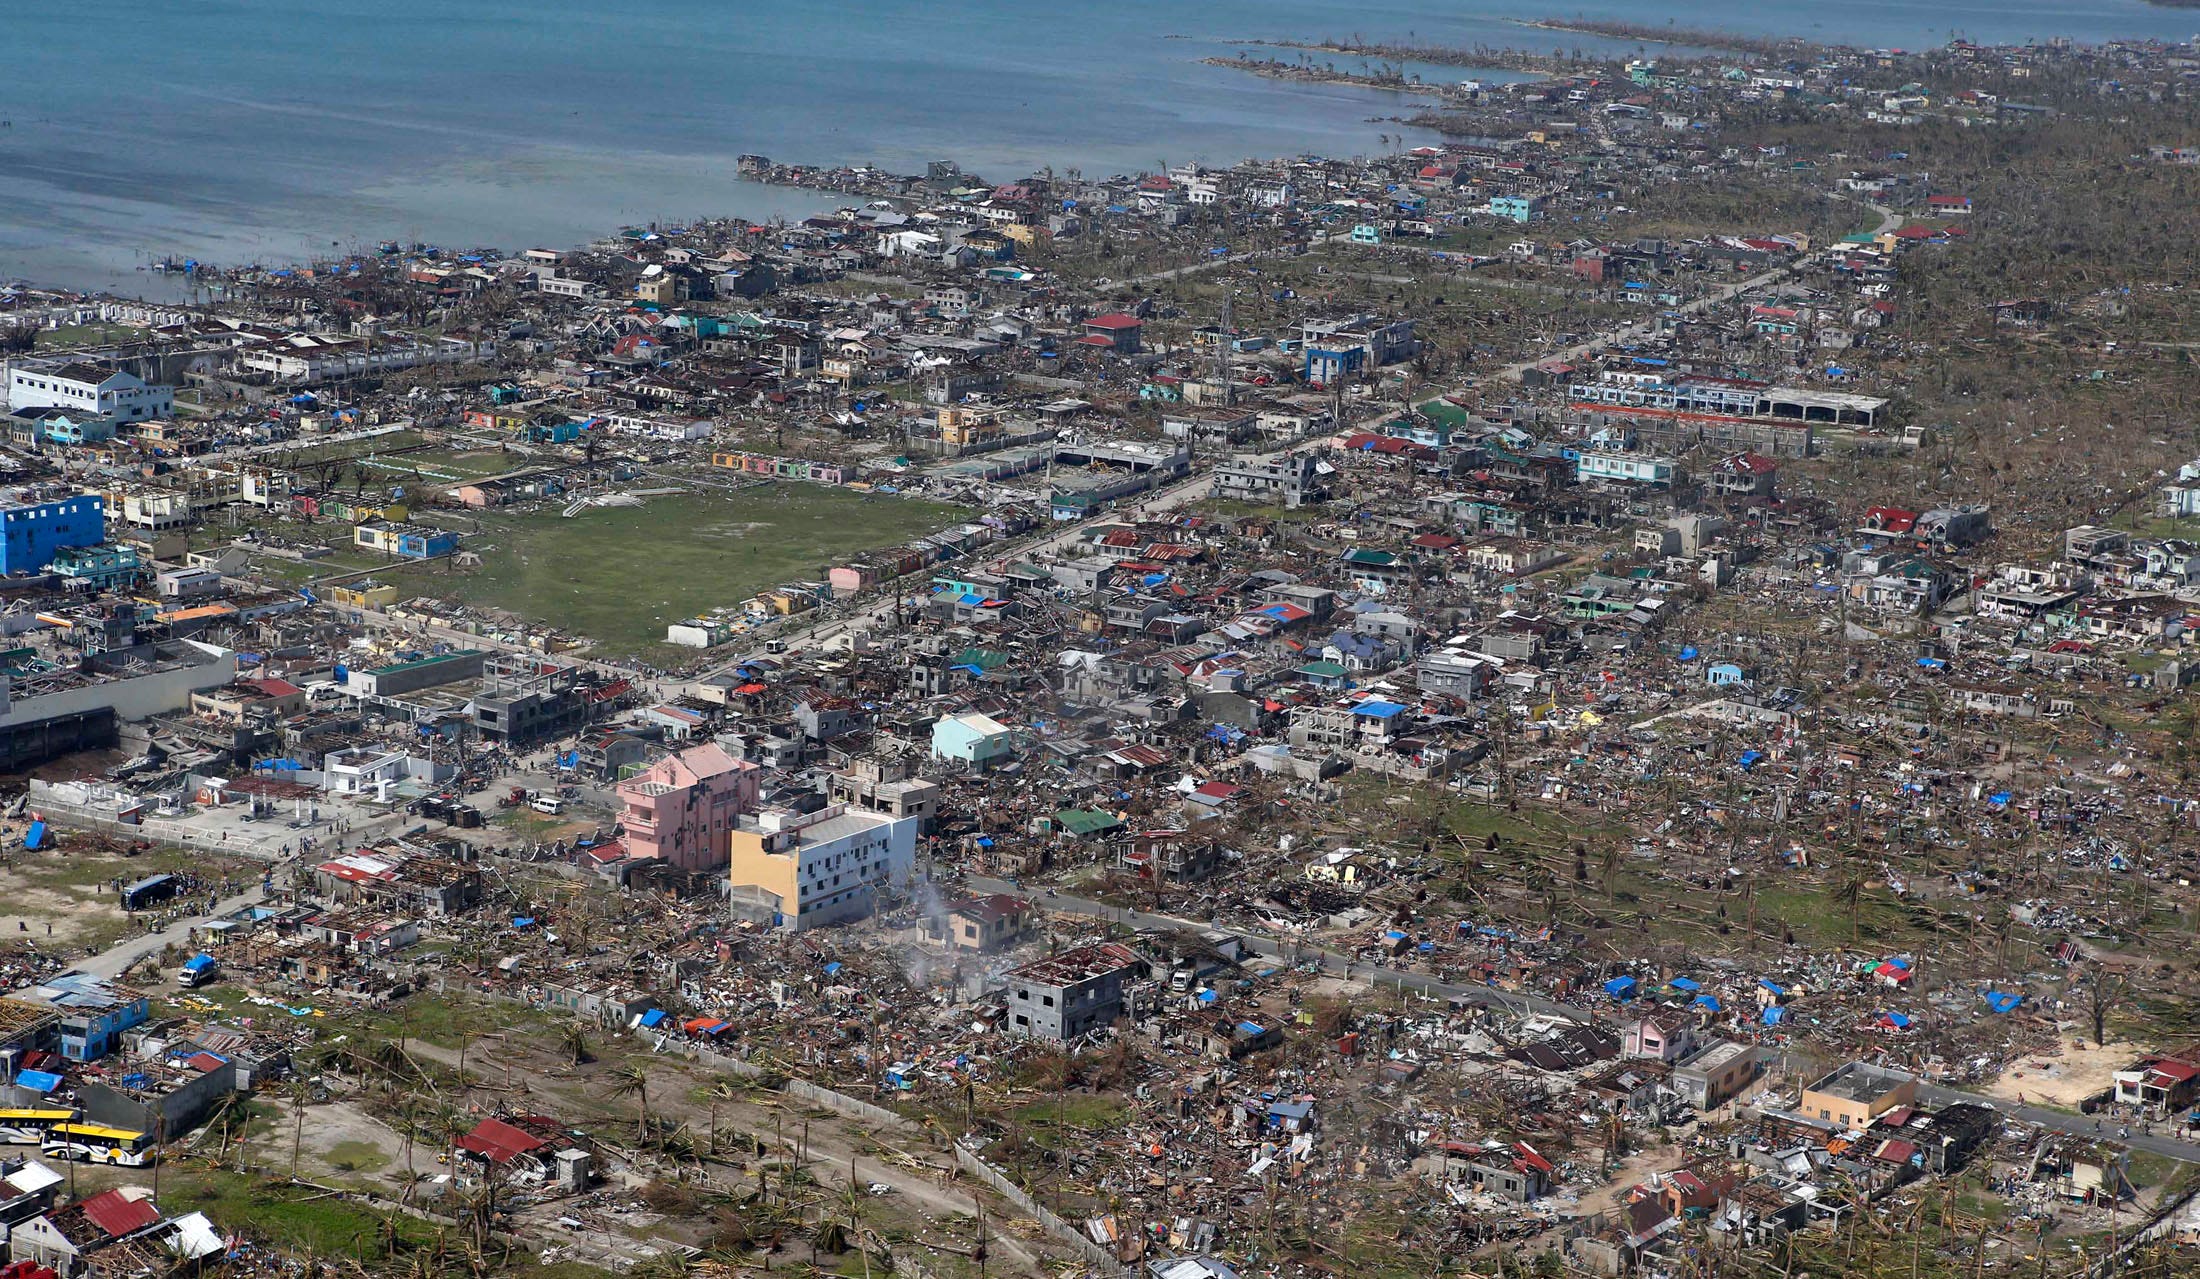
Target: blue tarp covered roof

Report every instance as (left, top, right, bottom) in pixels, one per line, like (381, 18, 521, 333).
(1604, 975, 1637, 998)
(1763, 1006, 1786, 1025)
(1669, 977, 1701, 992)
(639, 1008, 667, 1028)
(1353, 700, 1407, 718)
(14, 1070, 60, 1093)
(1694, 994, 1722, 1011)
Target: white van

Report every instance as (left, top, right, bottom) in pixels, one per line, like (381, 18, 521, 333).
(529, 795, 565, 815)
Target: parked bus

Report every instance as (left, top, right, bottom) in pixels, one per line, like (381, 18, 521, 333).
(43, 1123, 154, 1167)
(0, 1109, 74, 1144)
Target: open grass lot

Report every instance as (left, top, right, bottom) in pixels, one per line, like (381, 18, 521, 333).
(33, 321, 148, 349)
(439, 485, 963, 655)
(156, 1169, 440, 1261)
(355, 443, 527, 484)
(0, 842, 244, 952)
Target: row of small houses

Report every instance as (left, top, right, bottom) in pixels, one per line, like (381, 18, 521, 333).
(826, 508, 1043, 598)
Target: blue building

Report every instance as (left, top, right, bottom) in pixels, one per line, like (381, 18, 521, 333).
(22, 971, 151, 1061)
(1488, 195, 1546, 223)
(0, 494, 105, 576)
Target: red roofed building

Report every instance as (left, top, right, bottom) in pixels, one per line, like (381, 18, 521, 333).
(15, 1186, 163, 1271)
(1082, 313, 1143, 353)
(77, 1189, 160, 1240)
(1708, 451, 1779, 498)
(2113, 1050, 2200, 1114)
(1861, 506, 1918, 537)
(456, 1116, 550, 1168)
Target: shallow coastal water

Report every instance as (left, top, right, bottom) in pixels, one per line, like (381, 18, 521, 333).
(2, 0, 2192, 295)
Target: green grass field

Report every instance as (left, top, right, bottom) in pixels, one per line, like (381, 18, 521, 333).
(432, 485, 961, 655)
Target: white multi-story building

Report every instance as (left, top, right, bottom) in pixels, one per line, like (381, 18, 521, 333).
(7, 361, 173, 422)
(728, 804, 919, 930)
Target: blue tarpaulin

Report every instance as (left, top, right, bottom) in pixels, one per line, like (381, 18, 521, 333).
(639, 1009, 667, 1028)
(512, 917, 535, 929)
(1678, 647, 1699, 661)
(1694, 994, 1722, 1011)
(1984, 991, 2023, 1013)
(15, 1070, 60, 1093)
(1880, 1011, 1912, 1028)
(1739, 751, 1764, 770)
(1759, 978, 1787, 996)
(1763, 1006, 1786, 1025)
(1670, 977, 1701, 992)
(1604, 976, 1637, 999)
(23, 821, 44, 850)
(184, 954, 217, 972)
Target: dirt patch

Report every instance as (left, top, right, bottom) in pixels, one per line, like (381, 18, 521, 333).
(1570, 1143, 1680, 1218)
(1983, 1035, 2148, 1108)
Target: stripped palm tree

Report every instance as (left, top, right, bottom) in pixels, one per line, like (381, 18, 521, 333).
(609, 1063, 652, 1147)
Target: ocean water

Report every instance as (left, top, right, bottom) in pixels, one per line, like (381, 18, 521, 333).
(3, 0, 2193, 297)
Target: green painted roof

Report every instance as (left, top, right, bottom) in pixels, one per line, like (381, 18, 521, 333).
(950, 647, 1012, 671)
(1054, 809, 1122, 837)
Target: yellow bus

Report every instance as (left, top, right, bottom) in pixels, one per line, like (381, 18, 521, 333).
(0, 1108, 75, 1145)
(42, 1123, 155, 1167)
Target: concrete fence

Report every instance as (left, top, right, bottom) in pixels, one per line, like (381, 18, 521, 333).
(27, 796, 289, 860)
(952, 1145, 1133, 1277)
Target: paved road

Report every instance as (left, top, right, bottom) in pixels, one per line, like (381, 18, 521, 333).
(74, 882, 278, 980)
(1915, 1084, 2200, 1165)
(972, 877, 2200, 1164)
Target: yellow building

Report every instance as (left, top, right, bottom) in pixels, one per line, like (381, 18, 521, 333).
(1799, 1062, 1916, 1130)
(937, 405, 1004, 447)
(728, 805, 918, 931)
(329, 581, 402, 610)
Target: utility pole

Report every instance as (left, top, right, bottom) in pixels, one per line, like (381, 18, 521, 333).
(1217, 290, 1236, 406)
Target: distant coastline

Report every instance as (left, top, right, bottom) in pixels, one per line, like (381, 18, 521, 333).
(1511, 17, 1818, 58)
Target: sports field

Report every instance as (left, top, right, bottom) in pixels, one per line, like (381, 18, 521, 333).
(440, 484, 962, 654)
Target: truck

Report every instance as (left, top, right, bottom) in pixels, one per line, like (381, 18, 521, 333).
(179, 954, 220, 988)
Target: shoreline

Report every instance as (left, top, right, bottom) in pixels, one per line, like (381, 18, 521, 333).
(1198, 55, 1458, 98)
(1505, 17, 1815, 58)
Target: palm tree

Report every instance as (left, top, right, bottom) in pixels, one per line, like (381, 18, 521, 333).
(557, 1023, 590, 1067)
(1834, 870, 1868, 948)
(289, 1078, 315, 1179)
(609, 1063, 652, 1146)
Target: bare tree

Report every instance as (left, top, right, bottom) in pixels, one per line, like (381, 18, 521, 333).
(2082, 971, 2125, 1047)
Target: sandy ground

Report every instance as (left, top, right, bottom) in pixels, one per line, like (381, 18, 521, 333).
(1982, 1034, 2148, 1107)
(1570, 1143, 1681, 1218)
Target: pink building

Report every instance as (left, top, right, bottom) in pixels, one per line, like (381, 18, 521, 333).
(615, 743, 762, 872)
